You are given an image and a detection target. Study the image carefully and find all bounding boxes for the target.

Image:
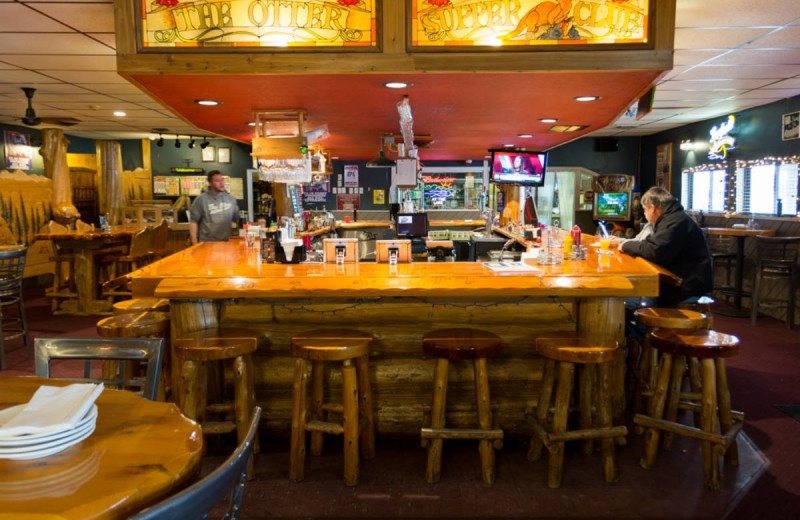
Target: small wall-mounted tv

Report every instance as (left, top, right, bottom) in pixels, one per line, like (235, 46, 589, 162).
(593, 192, 632, 221)
(489, 149, 547, 186)
(396, 213, 429, 238)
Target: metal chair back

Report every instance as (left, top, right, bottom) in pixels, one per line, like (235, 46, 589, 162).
(130, 406, 262, 520)
(0, 246, 26, 292)
(34, 337, 164, 401)
(754, 236, 800, 275)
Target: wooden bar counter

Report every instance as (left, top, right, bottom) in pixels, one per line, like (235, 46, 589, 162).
(128, 241, 660, 436)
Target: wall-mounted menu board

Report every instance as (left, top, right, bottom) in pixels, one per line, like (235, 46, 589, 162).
(153, 175, 244, 199)
(410, 0, 649, 48)
(140, 0, 378, 49)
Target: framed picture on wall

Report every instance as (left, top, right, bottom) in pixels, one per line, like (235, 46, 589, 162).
(201, 145, 216, 162)
(782, 111, 799, 141)
(655, 143, 672, 190)
(217, 147, 231, 164)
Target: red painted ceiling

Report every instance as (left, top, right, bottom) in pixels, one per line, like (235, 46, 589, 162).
(130, 71, 662, 160)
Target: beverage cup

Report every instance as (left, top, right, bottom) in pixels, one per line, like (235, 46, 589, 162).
(600, 238, 611, 252)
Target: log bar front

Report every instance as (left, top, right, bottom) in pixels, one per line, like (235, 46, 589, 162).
(129, 241, 661, 436)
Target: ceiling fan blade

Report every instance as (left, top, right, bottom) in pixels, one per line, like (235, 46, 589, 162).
(39, 117, 81, 127)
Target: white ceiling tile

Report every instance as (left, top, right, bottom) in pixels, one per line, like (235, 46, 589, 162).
(674, 50, 728, 66)
(677, 64, 800, 80)
(653, 99, 711, 109)
(0, 61, 20, 70)
(655, 90, 739, 101)
(76, 83, 143, 94)
(0, 3, 71, 32)
(736, 89, 800, 99)
(43, 71, 125, 83)
(657, 78, 779, 90)
(31, 92, 119, 103)
(0, 70, 63, 83)
(745, 27, 800, 48)
(674, 28, 774, 50)
(0, 54, 117, 71)
(663, 66, 688, 80)
(0, 33, 114, 54)
(31, 3, 114, 33)
(764, 78, 800, 89)
(707, 49, 800, 65)
(676, 0, 800, 28)
(88, 33, 116, 50)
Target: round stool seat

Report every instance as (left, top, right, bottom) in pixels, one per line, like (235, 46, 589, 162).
(175, 328, 260, 361)
(97, 311, 170, 337)
(536, 334, 621, 364)
(677, 296, 715, 316)
(650, 328, 740, 359)
(291, 328, 372, 361)
(113, 297, 170, 315)
(634, 307, 707, 329)
(423, 328, 501, 360)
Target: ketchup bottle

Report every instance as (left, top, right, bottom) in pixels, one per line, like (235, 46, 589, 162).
(571, 225, 582, 247)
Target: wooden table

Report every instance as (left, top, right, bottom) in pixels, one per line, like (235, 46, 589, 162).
(126, 240, 662, 436)
(34, 225, 145, 315)
(0, 376, 202, 520)
(705, 227, 776, 316)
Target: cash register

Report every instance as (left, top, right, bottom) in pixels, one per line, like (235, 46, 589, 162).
(395, 212, 429, 255)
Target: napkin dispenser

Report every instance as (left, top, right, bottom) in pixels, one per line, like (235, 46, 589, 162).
(274, 238, 306, 264)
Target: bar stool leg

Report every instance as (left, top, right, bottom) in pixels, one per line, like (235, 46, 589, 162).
(641, 352, 674, 469)
(341, 359, 360, 487)
(597, 361, 618, 483)
(700, 358, 720, 490)
(688, 357, 703, 427)
(310, 360, 325, 456)
(474, 357, 496, 484)
(529, 358, 555, 461)
(750, 268, 763, 326)
(289, 358, 308, 482)
(179, 359, 204, 422)
(578, 364, 595, 456)
(715, 358, 738, 467)
(233, 354, 257, 479)
(426, 358, 450, 483)
(245, 354, 259, 454)
(356, 356, 376, 459)
(548, 361, 574, 489)
(663, 355, 687, 451)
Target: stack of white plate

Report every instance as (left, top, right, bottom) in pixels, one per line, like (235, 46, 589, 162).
(0, 404, 98, 460)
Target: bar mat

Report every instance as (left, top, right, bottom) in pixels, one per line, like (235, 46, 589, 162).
(774, 405, 800, 423)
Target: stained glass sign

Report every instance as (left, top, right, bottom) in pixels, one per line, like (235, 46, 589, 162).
(411, 0, 649, 48)
(141, 0, 378, 49)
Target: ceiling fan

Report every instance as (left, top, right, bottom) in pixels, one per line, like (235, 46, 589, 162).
(20, 87, 81, 127)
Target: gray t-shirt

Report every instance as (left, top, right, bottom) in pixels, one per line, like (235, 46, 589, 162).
(189, 189, 238, 242)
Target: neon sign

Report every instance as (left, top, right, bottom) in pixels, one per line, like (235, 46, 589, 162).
(708, 115, 736, 160)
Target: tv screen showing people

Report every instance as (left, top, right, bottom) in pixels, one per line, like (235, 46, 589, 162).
(593, 192, 631, 221)
(490, 150, 547, 186)
(396, 213, 429, 238)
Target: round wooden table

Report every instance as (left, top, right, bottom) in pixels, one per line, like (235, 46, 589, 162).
(0, 376, 203, 520)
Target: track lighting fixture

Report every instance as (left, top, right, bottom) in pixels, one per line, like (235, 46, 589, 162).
(156, 134, 164, 147)
(188, 136, 196, 149)
(200, 137, 210, 149)
(174, 135, 181, 148)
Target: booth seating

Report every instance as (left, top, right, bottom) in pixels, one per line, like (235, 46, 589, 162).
(632, 308, 709, 416)
(113, 297, 170, 315)
(750, 236, 800, 328)
(174, 328, 263, 462)
(96, 311, 171, 400)
(421, 328, 503, 484)
(634, 328, 743, 490)
(289, 329, 375, 487)
(528, 334, 627, 488)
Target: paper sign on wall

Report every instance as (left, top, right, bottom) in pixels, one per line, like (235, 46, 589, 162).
(344, 165, 359, 188)
(373, 189, 385, 205)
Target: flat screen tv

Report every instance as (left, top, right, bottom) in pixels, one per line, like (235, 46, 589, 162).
(593, 192, 631, 221)
(396, 213, 429, 238)
(490, 149, 547, 186)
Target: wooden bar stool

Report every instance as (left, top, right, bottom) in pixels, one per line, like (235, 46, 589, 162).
(677, 296, 716, 327)
(528, 334, 627, 488)
(113, 297, 170, 315)
(96, 311, 171, 399)
(289, 328, 375, 487)
(633, 328, 743, 490)
(174, 328, 263, 453)
(421, 328, 503, 485)
(632, 308, 708, 416)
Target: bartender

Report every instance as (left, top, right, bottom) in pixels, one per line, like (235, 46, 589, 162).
(188, 170, 239, 244)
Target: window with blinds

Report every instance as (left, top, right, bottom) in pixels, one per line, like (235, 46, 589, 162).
(682, 163, 798, 215)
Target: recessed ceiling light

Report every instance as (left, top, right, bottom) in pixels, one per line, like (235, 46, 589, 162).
(194, 99, 221, 106)
(517, 134, 533, 138)
(549, 124, 588, 133)
(331, 156, 339, 160)
(247, 122, 256, 126)
(384, 82, 411, 89)
(539, 118, 558, 123)
(503, 143, 515, 148)
(574, 96, 600, 102)
(113, 111, 126, 117)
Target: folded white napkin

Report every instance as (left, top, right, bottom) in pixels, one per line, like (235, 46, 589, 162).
(0, 383, 103, 439)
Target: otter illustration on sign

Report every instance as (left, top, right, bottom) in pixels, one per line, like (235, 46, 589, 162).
(501, 0, 577, 40)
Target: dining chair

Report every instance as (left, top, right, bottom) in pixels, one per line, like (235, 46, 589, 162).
(33, 337, 164, 401)
(130, 406, 262, 520)
(0, 245, 28, 369)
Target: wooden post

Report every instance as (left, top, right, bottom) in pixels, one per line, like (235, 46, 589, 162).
(578, 297, 625, 418)
(40, 128, 80, 226)
(96, 141, 127, 225)
(498, 185, 520, 227)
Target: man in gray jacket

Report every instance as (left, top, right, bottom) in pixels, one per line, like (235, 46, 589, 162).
(189, 170, 239, 244)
